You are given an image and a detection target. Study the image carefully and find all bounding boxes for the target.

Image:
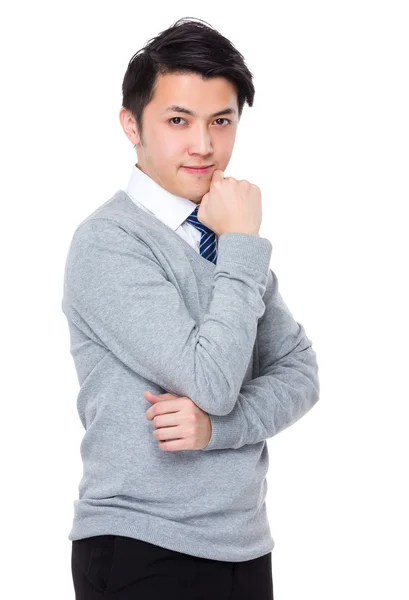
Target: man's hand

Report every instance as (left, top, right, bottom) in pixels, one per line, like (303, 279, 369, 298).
(144, 391, 212, 452)
(199, 169, 261, 236)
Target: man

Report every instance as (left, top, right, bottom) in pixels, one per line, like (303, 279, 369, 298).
(64, 16, 320, 599)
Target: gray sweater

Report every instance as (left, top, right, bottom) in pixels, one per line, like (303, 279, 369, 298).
(61, 189, 320, 562)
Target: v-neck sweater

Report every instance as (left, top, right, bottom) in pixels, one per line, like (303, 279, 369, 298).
(61, 189, 320, 562)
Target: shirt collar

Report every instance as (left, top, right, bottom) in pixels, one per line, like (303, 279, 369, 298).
(125, 163, 199, 231)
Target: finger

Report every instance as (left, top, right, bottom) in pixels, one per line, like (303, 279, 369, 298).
(153, 424, 183, 440)
(151, 411, 182, 428)
(146, 399, 183, 420)
(158, 438, 189, 452)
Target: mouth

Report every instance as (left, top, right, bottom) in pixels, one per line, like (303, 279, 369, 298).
(182, 165, 213, 175)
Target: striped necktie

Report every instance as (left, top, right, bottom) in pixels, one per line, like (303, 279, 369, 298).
(186, 205, 217, 264)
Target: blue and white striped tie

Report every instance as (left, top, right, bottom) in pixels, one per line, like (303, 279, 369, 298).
(186, 205, 217, 264)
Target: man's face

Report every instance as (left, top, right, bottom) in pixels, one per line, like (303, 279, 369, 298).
(120, 72, 239, 204)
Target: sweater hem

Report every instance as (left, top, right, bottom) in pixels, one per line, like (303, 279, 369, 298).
(68, 511, 275, 563)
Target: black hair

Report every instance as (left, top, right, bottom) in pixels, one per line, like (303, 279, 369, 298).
(121, 17, 255, 145)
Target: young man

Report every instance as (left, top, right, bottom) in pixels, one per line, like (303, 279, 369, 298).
(63, 17, 320, 599)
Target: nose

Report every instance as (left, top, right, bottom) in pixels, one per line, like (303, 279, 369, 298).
(187, 123, 213, 156)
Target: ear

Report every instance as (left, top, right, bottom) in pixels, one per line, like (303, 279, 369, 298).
(119, 106, 141, 146)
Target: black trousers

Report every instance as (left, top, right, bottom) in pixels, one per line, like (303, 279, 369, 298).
(71, 535, 274, 599)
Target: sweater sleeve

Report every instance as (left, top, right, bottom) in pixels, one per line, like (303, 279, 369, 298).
(202, 268, 320, 450)
(61, 217, 272, 416)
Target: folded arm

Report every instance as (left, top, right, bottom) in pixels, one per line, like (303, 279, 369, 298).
(202, 268, 320, 450)
(62, 217, 273, 416)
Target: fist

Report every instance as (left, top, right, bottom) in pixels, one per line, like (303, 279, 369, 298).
(198, 169, 262, 237)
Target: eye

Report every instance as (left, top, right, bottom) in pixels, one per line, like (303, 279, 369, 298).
(214, 118, 231, 126)
(168, 117, 187, 126)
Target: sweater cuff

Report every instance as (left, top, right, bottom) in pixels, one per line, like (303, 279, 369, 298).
(202, 406, 245, 451)
(216, 232, 272, 276)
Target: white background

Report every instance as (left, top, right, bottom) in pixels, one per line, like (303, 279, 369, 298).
(1, 1, 408, 598)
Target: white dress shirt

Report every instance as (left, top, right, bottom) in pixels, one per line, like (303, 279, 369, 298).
(122, 163, 218, 254)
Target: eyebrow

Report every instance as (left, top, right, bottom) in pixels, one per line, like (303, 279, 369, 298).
(162, 105, 237, 118)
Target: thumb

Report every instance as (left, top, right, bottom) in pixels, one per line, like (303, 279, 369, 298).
(211, 169, 224, 186)
(143, 391, 160, 403)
